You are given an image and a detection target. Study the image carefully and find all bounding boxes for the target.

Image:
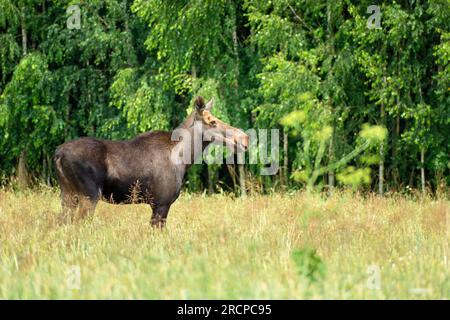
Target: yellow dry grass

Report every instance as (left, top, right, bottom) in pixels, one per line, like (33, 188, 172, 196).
(0, 187, 448, 299)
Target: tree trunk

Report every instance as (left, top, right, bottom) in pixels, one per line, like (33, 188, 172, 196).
(326, 3, 336, 195)
(41, 152, 52, 185)
(123, 0, 133, 67)
(232, 19, 246, 197)
(207, 166, 214, 195)
(46, 154, 52, 185)
(238, 164, 246, 197)
(391, 95, 400, 186)
(392, 48, 401, 187)
(17, 151, 30, 189)
(418, 82, 426, 195)
(379, 102, 385, 195)
(21, 7, 27, 56)
(328, 128, 335, 194)
(435, 170, 445, 198)
(226, 164, 237, 190)
(379, 142, 385, 195)
(17, 6, 30, 189)
(283, 130, 289, 188)
(420, 148, 425, 194)
(42, 154, 47, 182)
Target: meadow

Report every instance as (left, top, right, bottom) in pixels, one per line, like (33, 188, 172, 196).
(0, 188, 448, 299)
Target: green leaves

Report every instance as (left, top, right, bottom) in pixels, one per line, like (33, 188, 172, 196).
(134, 0, 235, 87)
(0, 53, 65, 171)
(109, 67, 171, 136)
(337, 166, 371, 190)
(359, 124, 387, 145)
(291, 248, 325, 283)
(0, 0, 20, 29)
(0, 1, 149, 178)
(0, 0, 448, 192)
(279, 110, 306, 128)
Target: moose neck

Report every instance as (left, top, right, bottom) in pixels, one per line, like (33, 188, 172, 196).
(171, 113, 213, 171)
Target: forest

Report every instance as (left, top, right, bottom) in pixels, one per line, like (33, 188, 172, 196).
(0, 0, 449, 195)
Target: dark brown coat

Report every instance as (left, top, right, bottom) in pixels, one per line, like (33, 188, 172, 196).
(54, 97, 248, 227)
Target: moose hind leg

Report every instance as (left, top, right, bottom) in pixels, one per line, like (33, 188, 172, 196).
(59, 190, 78, 224)
(151, 205, 170, 228)
(77, 194, 99, 221)
(59, 175, 100, 223)
(60, 191, 99, 223)
(74, 178, 101, 221)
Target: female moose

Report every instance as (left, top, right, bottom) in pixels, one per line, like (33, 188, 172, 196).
(54, 97, 249, 227)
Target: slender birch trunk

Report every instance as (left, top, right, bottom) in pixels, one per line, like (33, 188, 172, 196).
(17, 151, 30, 189)
(420, 148, 425, 194)
(328, 129, 335, 195)
(283, 130, 289, 188)
(207, 165, 214, 195)
(17, 6, 30, 189)
(326, 3, 335, 195)
(379, 102, 385, 195)
(232, 19, 246, 197)
(21, 7, 27, 56)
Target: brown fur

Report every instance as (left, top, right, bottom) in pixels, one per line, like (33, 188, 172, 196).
(54, 97, 249, 227)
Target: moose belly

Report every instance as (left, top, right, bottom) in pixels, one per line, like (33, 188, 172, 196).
(102, 177, 150, 204)
(102, 175, 181, 206)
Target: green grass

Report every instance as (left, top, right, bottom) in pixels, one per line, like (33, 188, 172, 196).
(0, 187, 448, 299)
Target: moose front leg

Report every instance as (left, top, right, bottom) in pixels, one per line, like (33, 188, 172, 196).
(150, 204, 170, 228)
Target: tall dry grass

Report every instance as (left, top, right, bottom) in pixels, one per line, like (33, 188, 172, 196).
(0, 187, 448, 299)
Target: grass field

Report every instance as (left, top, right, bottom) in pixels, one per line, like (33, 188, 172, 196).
(0, 187, 448, 299)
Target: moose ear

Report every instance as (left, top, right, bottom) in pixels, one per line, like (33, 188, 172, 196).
(194, 96, 206, 111)
(205, 98, 214, 111)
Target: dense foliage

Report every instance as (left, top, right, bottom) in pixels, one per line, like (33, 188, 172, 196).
(0, 0, 448, 194)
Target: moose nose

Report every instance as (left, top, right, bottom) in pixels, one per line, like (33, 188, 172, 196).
(242, 134, 249, 150)
(236, 133, 249, 151)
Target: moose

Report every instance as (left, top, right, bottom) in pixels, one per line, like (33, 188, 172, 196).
(54, 97, 249, 227)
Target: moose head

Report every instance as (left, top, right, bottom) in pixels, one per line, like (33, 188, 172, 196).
(192, 96, 249, 153)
